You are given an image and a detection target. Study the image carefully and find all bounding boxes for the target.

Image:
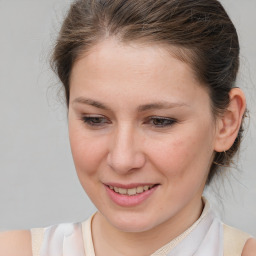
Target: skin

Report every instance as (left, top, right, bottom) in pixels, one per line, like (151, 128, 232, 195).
(68, 38, 249, 255)
(0, 38, 254, 255)
(242, 238, 256, 256)
(0, 230, 32, 256)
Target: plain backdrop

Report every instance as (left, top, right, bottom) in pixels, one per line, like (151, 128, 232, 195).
(0, 0, 255, 236)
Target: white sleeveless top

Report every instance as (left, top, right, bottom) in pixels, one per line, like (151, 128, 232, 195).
(31, 199, 251, 256)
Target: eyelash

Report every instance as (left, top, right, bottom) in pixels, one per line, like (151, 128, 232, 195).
(81, 115, 110, 127)
(145, 116, 177, 128)
(80, 115, 177, 128)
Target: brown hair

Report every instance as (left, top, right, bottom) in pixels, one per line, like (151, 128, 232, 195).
(52, 0, 245, 183)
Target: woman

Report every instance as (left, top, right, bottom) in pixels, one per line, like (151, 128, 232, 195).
(0, 0, 255, 255)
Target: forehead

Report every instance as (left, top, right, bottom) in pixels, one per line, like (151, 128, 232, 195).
(70, 38, 209, 109)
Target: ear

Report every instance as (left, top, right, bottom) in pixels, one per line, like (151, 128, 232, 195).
(214, 88, 246, 152)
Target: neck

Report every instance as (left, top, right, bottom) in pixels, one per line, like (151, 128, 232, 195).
(92, 196, 204, 256)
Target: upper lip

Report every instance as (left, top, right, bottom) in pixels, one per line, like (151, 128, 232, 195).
(104, 183, 159, 189)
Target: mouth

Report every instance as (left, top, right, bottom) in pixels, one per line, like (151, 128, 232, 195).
(104, 183, 159, 207)
(107, 184, 158, 196)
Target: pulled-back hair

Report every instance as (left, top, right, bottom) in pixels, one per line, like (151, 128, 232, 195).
(52, 0, 245, 183)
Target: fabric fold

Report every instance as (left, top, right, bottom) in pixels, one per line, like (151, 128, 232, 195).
(165, 210, 223, 256)
(40, 222, 85, 256)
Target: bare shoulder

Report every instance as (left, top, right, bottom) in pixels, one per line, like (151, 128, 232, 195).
(242, 238, 256, 256)
(0, 230, 32, 256)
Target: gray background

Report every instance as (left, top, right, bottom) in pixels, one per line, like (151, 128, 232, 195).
(0, 0, 255, 236)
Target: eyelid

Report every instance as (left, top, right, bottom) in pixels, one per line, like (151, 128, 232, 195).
(145, 116, 177, 127)
(80, 114, 177, 128)
(80, 114, 111, 127)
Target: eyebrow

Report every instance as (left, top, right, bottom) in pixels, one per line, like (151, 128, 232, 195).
(72, 97, 110, 110)
(72, 97, 188, 111)
(137, 102, 188, 112)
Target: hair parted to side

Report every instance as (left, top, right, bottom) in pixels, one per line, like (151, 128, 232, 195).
(52, 0, 245, 184)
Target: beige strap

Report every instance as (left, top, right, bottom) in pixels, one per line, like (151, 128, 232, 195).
(223, 224, 251, 256)
(81, 214, 96, 256)
(30, 228, 44, 256)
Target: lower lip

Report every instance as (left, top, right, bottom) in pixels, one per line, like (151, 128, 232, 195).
(105, 185, 159, 207)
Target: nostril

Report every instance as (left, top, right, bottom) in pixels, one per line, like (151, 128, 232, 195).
(107, 150, 146, 174)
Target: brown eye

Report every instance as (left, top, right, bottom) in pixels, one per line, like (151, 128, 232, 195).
(149, 117, 177, 127)
(82, 116, 110, 126)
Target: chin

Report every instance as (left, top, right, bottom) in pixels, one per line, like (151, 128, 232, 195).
(114, 222, 154, 233)
(106, 212, 158, 233)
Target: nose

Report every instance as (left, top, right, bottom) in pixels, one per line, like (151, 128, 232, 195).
(107, 124, 146, 174)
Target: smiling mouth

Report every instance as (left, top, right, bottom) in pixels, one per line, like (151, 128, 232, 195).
(107, 184, 158, 196)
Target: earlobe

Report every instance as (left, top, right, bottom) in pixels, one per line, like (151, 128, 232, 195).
(214, 88, 246, 152)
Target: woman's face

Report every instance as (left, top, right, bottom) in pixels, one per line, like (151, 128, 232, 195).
(68, 39, 217, 232)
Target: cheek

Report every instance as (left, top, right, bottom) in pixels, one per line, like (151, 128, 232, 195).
(149, 126, 214, 181)
(69, 126, 107, 177)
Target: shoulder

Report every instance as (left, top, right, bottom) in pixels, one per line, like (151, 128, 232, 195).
(223, 224, 253, 256)
(242, 238, 256, 256)
(0, 230, 32, 256)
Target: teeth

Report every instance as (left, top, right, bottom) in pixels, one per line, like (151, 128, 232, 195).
(144, 185, 149, 191)
(118, 188, 127, 195)
(109, 185, 155, 196)
(136, 186, 144, 194)
(127, 188, 137, 196)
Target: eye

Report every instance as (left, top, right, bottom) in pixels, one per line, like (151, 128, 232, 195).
(81, 115, 110, 127)
(147, 116, 177, 128)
